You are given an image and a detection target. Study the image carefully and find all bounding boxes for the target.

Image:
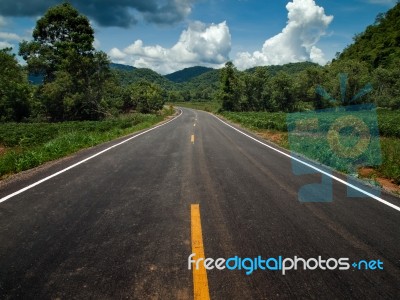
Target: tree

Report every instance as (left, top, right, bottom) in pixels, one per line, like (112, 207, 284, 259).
(129, 81, 165, 113)
(372, 64, 400, 109)
(19, 2, 112, 121)
(242, 68, 269, 111)
(0, 48, 31, 122)
(219, 62, 241, 111)
(19, 2, 94, 82)
(270, 72, 297, 112)
(325, 60, 372, 106)
(296, 66, 330, 110)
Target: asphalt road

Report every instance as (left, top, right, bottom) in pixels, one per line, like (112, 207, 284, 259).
(0, 108, 399, 299)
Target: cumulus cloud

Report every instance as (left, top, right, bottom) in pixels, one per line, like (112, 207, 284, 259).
(0, 41, 13, 49)
(234, 0, 333, 70)
(0, 32, 21, 41)
(0, 0, 195, 28)
(109, 21, 231, 74)
(0, 22, 22, 49)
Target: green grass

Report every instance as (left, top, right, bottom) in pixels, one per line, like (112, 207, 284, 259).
(220, 109, 400, 185)
(220, 111, 288, 132)
(169, 101, 221, 113)
(0, 108, 174, 178)
(379, 137, 400, 184)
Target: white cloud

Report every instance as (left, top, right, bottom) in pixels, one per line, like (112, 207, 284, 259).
(0, 32, 21, 41)
(234, 0, 333, 70)
(108, 21, 231, 74)
(0, 41, 13, 49)
(0, 30, 22, 50)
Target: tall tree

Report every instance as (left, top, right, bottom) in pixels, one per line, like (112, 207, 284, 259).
(219, 62, 241, 111)
(242, 68, 269, 111)
(19, 2, 112, 121)
(270, 72, 296, 113)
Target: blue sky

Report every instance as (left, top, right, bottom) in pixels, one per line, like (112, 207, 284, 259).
(0, 0, 397, 74)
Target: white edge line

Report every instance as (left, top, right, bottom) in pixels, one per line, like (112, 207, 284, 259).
(212, 114, 400, 213)
(0, 110, 183, 203)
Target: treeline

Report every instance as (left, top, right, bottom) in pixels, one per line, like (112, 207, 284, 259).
(0, 3, 165, 123)
(217, 58, 400, 112)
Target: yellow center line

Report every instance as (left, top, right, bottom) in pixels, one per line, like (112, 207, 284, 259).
(191, 204, 210, 300)
(191, 134, 195, 144)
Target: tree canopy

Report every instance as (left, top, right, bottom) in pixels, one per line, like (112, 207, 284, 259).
(19, 2, 113, 121)
(0, 49, 31, 122)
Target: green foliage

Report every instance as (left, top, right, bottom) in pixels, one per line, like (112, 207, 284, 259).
(371, 65, 400, 109)
(19, 2, 95, 82)
(175, 69, 221, 102)
(0, 48, 32, 122)
(241, 68, 270, 111)
(218, 62, 242, 111)
(222, 109, 400, 138)
(220, 111, 288, 131)
(128, 81, 165, 113)
(246, 62, 319, 76)
(269, 71, 298, 112)
(324, 60, 372, 105)
(19, 2, 114, 121)
(338, 2, 400, 68)
(170, 101, 221, 112)
(378, 137, 400, 184)
(113, 68, 174, 90)
(110, 63, 136, 72)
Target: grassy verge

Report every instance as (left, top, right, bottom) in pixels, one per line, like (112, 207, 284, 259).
(168, 101, 221, 112)
(0, 108, 174, 178)
(220, 110, 400, 188)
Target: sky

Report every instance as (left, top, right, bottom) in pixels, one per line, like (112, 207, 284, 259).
(0, 0, 397, 74)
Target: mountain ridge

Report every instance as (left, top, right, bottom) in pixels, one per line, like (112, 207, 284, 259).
(165, 66, 214, 83)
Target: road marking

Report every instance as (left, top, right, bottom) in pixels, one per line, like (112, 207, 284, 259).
(191, 135, 195, 144)
(194, 124, 196, 127)
(0, 110, 183, 204)
(213, 114, 400, 213)
(191, 204, 210, 300)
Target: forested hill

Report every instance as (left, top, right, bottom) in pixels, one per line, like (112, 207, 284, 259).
(245, 62, 320, 76)
(338, 2, 400, 68)
(113, 68, 174, 90)
(110, 63, 136, 71)
(165, 66, 214, 83)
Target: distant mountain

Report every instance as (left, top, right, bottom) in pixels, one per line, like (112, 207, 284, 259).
(110, 63, 136, 71)
(165, 66, 214, 83)
(179, 69, 220, 90)
(338, 2, 400, 68)
(245, 62, 320, 76)
(112, 67, 174, 90)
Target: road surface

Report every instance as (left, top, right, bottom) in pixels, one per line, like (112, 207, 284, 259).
(0, 108, 399, 299)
